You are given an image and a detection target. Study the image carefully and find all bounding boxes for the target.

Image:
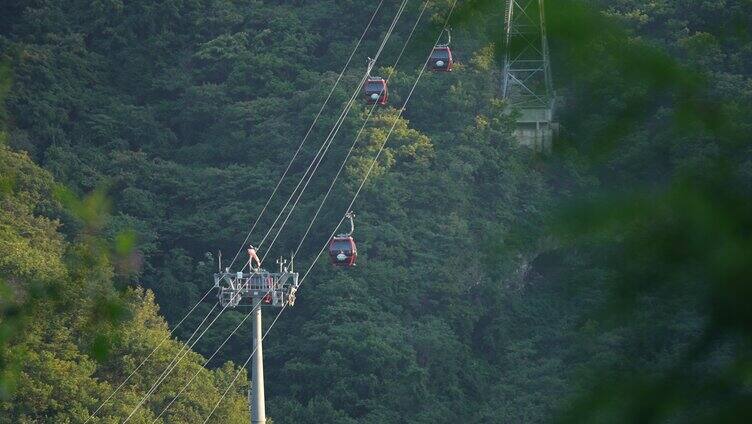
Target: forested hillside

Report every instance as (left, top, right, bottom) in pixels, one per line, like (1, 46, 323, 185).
(0, 143, 249, 422)
(1, 0, 751, 423)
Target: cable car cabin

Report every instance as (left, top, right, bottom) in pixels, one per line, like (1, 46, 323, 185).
(365, 77, 388, 105)
(328, 236, 357, 267)
(429, 46, 453, 72)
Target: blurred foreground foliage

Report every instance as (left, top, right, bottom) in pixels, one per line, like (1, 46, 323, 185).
(542, 0, 752, 422)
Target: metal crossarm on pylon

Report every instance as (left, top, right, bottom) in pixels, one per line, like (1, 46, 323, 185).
(213, 267, 299, 309)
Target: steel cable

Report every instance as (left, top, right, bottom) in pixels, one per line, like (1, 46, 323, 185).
(91, 4, 389, 421)
(292, 0, 430, 260)
(157, 1, 429, 420)
(200, 0, 459, 421)
(130, 4, 414, 418)
(123, 290, 243, 422)
(236, 0, 411, 271)
(226, 0, 386, 270)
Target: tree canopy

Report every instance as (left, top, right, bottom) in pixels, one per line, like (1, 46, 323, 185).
(2, 0, 751, 422)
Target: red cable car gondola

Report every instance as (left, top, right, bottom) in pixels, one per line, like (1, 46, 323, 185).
(328, 211, 358, 267)
(364, 77, 388, 105)
(429, 29, 453, 72)
(429, 45, 453, 72)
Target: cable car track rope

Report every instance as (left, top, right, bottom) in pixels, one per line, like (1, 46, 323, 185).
(253, 68, 370, 259)
(126, 59, 371, 422)
(226, 0, 386, 271)
(89, 4, 388, 421)
(124, 302, 221, 418)
(154, 0, 443, 420)
(120, 1, 413, 420)
(247, 0, 410, 262)
(151, 291, 275, 423)
(292, 0, 430, 261)
(124, 274, 266, 422)
(202, 0, 459, 421)
(237, 0, 411, 270)
(123, 298, 232, 422)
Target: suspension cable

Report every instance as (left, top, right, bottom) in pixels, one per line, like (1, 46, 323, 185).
(200, 1, 458, 419)
(91, 2, 411, 422)
(256, 86, 361, 262)
(254, 0, 410, 256)
(254, 68, 370, 254)
(135, 302, 220, 403)
(226, 0, 386, 270)
(238, 0, 411, 271)
(293, 0, 430, 260)
(329, 3, 459, 245)
(155, 0, 427, 419)
(92, 5, 388, 421)
(128, 3, 414, 419)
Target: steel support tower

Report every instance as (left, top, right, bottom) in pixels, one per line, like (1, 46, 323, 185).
(214, 257, 299, 424)
(502, 0, 557, 151)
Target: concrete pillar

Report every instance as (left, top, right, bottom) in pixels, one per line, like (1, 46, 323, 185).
(251, 304, 266, 424)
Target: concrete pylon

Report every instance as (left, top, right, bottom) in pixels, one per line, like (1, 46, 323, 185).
(250, 304, 266, 424)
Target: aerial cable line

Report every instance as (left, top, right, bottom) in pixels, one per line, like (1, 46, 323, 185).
(151, 0, 414, 413)
(299, 0, 459, 290)
(252, 68, 370, 256)
(201, 1, 458, 419)
(293, 0, 430, 260)
(91, 2, 390, 422)
(111, 3, 385, 419)
(318, 0, 460, 263)
(158, 0, 427, 419)
(127, 2, 413, 420)
(251, 0, 409, 253)
(251, 0, 409, 255)
(155, 63, 374, 422)
(92, 4, 387, 420)
(84, 287, 216, 423)
(130, 302, 220, 408)
(262, 0, 416, 264)
(255, 74, 364, 263)
(226, 0, 386, 270)
(122, 299, 225, 423)
(237, 0, 411, 270)
(137, 0, 450, 416)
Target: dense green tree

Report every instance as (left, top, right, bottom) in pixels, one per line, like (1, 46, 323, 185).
(0, 143, 248, 421)
(2, 0, 751, 422)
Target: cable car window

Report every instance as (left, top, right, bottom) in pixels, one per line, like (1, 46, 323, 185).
(366, 81, 384, 92)
(331, 240, 352, 251)
(432, 49, 449, 59)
